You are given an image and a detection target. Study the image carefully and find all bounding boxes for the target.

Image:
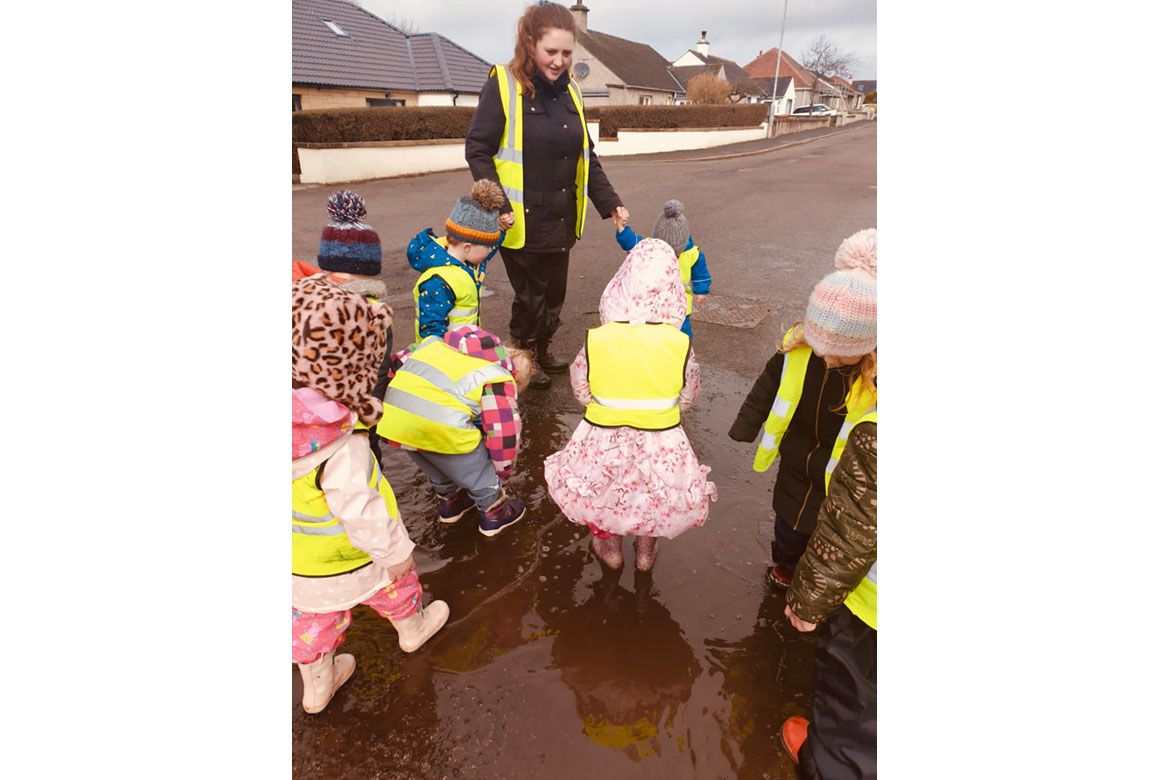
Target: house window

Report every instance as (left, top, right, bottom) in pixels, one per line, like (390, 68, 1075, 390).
(366, 98, 405, 107)
(639, 95, 652, 105)
(293, 94, 302, 112)
(323, 20, 348, 36)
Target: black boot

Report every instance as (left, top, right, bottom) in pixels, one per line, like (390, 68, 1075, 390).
(537, 339, 569, 374)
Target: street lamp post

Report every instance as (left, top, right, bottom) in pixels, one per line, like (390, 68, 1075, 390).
(768, 0, 790, 136)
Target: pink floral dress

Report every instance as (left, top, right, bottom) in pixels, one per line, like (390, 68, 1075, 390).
(543, 238, 718, 539)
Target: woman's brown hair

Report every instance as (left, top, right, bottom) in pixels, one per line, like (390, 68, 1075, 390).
(780, 322, 877, 410)
(507, 2, 577, 97)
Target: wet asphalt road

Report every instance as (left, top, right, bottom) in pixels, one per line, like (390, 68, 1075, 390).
(291, 121, 876, 779)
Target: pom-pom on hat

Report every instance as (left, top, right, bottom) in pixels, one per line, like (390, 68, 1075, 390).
(803, 228, 877, 359)
(317, 190, 383, 276)
(446, 179, 506, 247)
(651, 199, 690, 256)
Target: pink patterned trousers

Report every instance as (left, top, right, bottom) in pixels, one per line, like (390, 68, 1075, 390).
(291, 572, 422, 663)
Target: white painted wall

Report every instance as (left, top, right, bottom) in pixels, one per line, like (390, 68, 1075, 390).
(595, 124, 767, 157)
(417, 92, 480, 107)
(298, 143, 467, 184)
(672, 51, 705, 67)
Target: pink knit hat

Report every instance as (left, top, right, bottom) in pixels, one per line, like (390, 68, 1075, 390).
(803, 228, 877, 358)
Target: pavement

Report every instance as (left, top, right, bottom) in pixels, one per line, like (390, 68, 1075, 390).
(291, 121, 876, 779)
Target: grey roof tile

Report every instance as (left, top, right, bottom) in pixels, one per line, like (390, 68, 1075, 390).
(292, 0, 489, 94)
(576, 29, 680, 93)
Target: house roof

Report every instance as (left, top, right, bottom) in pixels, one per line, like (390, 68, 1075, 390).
(751, 76, 792, 98)
(743, 48, 816, 89)
(670, 53, 767, 97)
(576, 28, 680, 93)
(292, 0, 489, 93)
(407, 33, 492, 93)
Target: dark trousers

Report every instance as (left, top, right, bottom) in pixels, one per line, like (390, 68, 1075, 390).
(773, 512, 811, 572)
(499, 248, 570, 346)
(799, 608, 877, 780)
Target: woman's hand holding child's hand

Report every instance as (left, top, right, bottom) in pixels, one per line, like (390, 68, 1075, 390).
(498, 212, 515, 230)
(611, 206, 630, 230)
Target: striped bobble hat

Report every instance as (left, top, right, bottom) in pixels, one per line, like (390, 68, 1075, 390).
(446, 179, 506, 247)
(317, 190, 382, 276)
(803, 228, 877, 358)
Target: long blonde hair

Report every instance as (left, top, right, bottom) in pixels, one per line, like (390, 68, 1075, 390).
(780, 322, 877, 409)
(507, 2, 576, 98)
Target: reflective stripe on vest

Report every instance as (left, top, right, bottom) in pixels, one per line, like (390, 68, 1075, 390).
(492, 65, 590, 250)
(292, 449, 399, 577)
(678, 245, 699, 316)
(824, 406, 878, 491)
(413, 259, 481, 343)
(753, 326, 877, 474)
(376, 337, 513, 454)
(584, 322, 689, 430)
(843, 559, 877, 630)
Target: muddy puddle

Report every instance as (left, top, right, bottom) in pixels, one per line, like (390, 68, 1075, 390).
(293, 361, 820, 780)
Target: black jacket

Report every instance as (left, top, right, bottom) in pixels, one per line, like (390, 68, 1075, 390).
(465, 67, 623, 253)
(729, 350, 854, 534)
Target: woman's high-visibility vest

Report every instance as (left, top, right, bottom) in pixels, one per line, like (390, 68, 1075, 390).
(377, 336, 514, 454)
(292, 445, 398, 577)
(491, 65, 590, 250)
(584, 322, 690, 430)
(678, 245, 700, 316)
(752, 326, 877, 489)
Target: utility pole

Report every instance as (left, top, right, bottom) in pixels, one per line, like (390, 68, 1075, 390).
(768, 0, 790, 136)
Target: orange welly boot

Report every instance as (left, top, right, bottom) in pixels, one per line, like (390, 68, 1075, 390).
(780, 716, 809, 765)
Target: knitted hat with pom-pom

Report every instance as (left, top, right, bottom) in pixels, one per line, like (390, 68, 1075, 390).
(446, 179, 506, 246)
(651, 199, 690, 256)
(317, 190, 382, 276)
(803, 228, 877, 358)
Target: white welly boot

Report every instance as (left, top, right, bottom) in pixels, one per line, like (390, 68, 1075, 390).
(391, 600, 451, 653)
(297, 651, 355, 714)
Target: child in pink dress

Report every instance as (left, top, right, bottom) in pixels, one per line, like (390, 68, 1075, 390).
(544, 238, 718, 571)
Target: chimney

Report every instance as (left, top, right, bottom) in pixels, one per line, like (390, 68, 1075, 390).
(697, 30, 710, 57)
(570, 3, 589, 32)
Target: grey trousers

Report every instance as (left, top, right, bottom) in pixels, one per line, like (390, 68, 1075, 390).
(406, 446, 502, 511)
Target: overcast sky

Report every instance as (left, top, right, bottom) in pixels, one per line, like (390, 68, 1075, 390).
(355, 0, 877, 80)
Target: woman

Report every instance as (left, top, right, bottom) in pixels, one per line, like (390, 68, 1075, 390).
(466, 1, 629, 389)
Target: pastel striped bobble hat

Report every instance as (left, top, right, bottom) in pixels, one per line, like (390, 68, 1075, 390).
(803, 228, 877, 358)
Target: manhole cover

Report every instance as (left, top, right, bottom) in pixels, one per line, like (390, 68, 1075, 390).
(690, 294, 773, 329)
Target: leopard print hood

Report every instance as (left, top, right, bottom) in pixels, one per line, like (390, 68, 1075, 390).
(292, 275, 392, 426)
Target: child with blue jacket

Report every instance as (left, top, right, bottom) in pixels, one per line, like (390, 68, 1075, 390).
(407, 179, 507, 346)
(615, 199, 712, 338)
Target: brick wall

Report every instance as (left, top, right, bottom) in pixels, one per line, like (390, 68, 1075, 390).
(294, 85, 418, 110)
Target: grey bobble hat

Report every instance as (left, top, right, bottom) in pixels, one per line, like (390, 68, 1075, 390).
(445, 179, 506, 247)
(651, 199, 690, 256)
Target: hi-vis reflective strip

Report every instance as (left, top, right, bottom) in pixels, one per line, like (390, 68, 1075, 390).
(770, 396, 792, 419)
(397, 353, 482, 411)
(590, 394, 679, 411)
(493, 69, 525, 203)
(383, 387, 471, 427)
(449, 307, 477, 319)
(292, 458, 383, 535)
(825, 407, 877, 476)
(865, 559, 877, 585)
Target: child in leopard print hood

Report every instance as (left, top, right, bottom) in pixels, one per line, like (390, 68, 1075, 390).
(291, 274, 449, 715)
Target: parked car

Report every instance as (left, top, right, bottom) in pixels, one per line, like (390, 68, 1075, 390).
(792, 104, 837, 117)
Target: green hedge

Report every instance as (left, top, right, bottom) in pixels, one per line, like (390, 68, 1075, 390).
(584, 104, 768, 138)
(291, 104, 769, 172)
